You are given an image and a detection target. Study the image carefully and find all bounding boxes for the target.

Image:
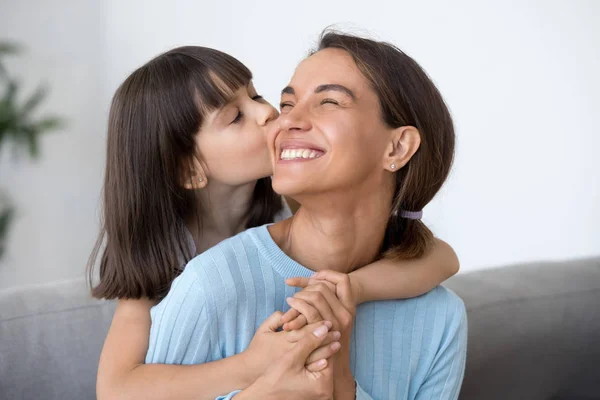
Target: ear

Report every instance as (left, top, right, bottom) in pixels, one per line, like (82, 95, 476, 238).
(383, 126, 421, 172)
(181, 155, 208, 190)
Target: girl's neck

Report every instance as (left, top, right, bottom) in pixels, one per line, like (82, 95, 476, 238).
(186, 180, 257, 253)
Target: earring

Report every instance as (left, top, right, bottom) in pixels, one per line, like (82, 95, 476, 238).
(198, 177, 203, 182)
(391, 164, 396, 170)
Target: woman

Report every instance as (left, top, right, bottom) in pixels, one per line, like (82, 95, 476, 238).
(90, 44, 459, 399)
(145, 31, 467, 399)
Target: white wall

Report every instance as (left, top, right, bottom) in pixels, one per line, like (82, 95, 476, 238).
(1, 0, 598, 288)
(0, 0, 107, 289)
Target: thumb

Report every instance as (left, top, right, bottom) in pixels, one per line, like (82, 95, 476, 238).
(290, 322, 331, 362)
(258, 311, 284, 332)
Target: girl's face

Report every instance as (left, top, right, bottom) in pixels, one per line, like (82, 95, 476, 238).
(196, 82, 278, 186)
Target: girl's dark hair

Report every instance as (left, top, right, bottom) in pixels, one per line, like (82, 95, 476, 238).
(316, 31, 455, 260)
(88, 46, 282, 300)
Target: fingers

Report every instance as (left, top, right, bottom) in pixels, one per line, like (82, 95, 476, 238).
(286, 276, 325, 289)
(286, 277, 311, 288)
(288, 320, 335, 363)
(281, 308, 300, 324)
(286, 296, 331, 326)
(306, 340, 341, 365)
(290, 289, 337, 326)
(286, 322, 339, 344)
(312, 270, 354, 306)
(296, 284, 354, 331)
(258, 311, 284, 333)
(305, 358, 328, 373)
(312, 269, 348, 285)
(283, 314, 308, 331)
(305, 270, 360, 313)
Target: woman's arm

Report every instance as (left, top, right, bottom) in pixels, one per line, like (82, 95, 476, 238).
(351, 238, 459, 303)
(96, 299, 251, 400)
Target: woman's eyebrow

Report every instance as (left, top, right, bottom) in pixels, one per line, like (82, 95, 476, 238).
(280, 84, 356, 100)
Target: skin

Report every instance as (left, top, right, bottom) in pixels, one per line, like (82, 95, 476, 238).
(97, 53, 458, 399)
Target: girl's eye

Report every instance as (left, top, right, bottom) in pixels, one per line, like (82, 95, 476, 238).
(252, 95, 263, 101)
(232, 111, 243, 124)
(280, 102, 293, 110)
(321, 99, 339, 106)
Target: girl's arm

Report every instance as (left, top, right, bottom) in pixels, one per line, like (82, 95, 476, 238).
(96, 299, 251, 400)
(283, 238, 458, 329)
(351, 237, 459, 303)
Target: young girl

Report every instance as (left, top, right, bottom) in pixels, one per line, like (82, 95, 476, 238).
(89, 45, 459, 400)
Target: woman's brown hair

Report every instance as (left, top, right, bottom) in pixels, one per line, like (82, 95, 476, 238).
(316, 31, 455, 260)
(88, 46, 282, 300)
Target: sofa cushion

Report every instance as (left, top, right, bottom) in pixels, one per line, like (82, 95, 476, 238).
(0, 278, 115, 400)
(445, 257, 600, 400)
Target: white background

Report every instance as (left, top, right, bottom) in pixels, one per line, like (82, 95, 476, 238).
(0, 0, 598, 289)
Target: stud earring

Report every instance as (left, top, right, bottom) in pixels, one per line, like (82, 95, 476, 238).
(198, 177, 203, 182)
(391, 164, 396, 170)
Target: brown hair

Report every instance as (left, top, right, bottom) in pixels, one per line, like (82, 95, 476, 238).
(88, 46, 282, 300)
(316, 31, 455, 259)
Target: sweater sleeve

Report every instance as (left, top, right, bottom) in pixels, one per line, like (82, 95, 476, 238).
(145, 268, 212, 365)
(414, 301, 468, 400)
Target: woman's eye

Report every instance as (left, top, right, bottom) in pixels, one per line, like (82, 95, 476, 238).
(232, 111, 243, 124)
(252, 95, 263, 101)
(321, 99, 339, 106)
(280, 102, 293, 110)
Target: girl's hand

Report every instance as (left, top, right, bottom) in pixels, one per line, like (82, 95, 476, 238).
(283, 270, 360, 331)
(241, 312, 341, 385)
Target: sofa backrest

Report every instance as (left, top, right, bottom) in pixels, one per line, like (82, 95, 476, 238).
(1, 257, 599, 400)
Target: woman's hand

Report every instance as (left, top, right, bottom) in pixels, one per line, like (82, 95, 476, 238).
(240, 311, 341, 385)
(236, 323, 336, 400)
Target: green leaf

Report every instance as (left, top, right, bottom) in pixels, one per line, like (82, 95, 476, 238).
(0, 206, 14, 259)
(0, 43, 20, 55)
(1, 80, 18, 105)
(20, 85, 48, 118)
(0, 42, 20, 80)
(31, 116, 63, 132)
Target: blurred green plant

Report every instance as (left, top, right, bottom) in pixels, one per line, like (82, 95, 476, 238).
(0, 42, 63, 259)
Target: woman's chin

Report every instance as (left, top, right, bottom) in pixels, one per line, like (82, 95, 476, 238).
(272, 176, 308, 197)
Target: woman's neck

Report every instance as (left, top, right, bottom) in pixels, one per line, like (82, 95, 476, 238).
(186, 180, 257, 253)
(270, 188, 392, 274)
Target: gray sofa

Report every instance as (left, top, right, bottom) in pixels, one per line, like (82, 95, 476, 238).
(1, 257, 599, 400)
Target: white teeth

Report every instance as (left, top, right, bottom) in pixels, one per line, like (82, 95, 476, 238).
(280, 148, 323, 160)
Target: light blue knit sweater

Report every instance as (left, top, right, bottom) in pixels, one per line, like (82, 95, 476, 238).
(146, 224, 467, 399)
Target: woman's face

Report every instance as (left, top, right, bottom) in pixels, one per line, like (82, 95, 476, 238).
(196, 81, 278, 186)
(270, 48, 393, 198)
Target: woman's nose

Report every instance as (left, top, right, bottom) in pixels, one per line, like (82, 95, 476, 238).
(278, 105, 311, 133)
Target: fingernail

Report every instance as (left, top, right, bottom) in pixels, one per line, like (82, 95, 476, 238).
(323, 321, 333, 329)
(317, 359, 327, 367)
(332, 331, 341, 340)
(313, 325, 329, 337)
(331, 342, 341, 350)
(286, 297, 293, 303)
